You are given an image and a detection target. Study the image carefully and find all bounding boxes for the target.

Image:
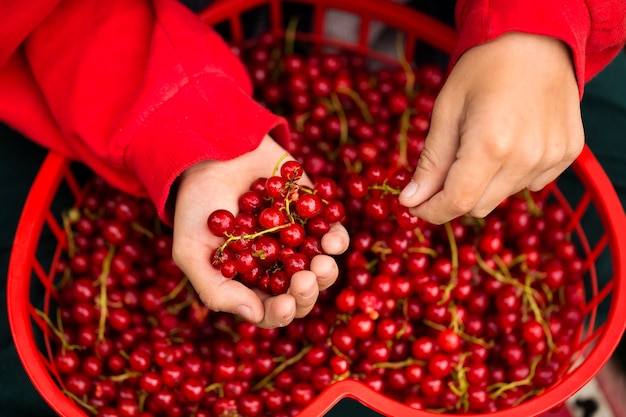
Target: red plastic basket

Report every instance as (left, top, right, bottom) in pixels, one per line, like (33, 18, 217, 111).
(8, 1, 626, 416)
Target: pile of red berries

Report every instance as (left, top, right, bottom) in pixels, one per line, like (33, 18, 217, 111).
(207, 160, 345, 295)
(44, 31, 588, 417)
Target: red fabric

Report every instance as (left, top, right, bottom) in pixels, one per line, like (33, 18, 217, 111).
(0, 0, 288, 222)
(0, 0, 624, 222)
(453, 0, 626, 98)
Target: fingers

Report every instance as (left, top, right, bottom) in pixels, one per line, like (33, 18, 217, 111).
(172, 238, 266, 323)
(289, 269, 320, 319)
(408, 153, 503, 224)
(257, 294, 297, 328)
(257, 252, 341, 326)
(398, 93, 460, 210)
(321, 223, 350, 255)
(309, 254, 340, 292)
(409, 133, 582, 224)
(200, 280, 266, 323)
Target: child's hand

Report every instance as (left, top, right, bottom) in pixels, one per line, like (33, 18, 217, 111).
(171, 135, 349, 328)
(399, 32, 584, 224)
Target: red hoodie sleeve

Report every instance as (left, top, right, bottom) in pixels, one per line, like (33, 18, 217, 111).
(0, 0, 289, 222)
(453, 0, 626, 98)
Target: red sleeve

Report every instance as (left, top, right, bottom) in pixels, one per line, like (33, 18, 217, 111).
(453, 0, 626, 98)
(0, 0, 289, 222)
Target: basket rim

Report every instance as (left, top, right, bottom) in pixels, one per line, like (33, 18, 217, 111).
(7, 152, 86, 416)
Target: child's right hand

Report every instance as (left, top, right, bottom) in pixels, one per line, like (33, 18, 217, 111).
(171, 135, 350, 328)
(400, 32, 585, 224)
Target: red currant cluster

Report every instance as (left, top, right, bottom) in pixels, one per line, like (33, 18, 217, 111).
(44, 32, 588, 417)
(207, 160, 345, 295)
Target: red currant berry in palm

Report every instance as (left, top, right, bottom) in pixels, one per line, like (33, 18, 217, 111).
(258, 207, 286, 228)
(238, 190, 264, 214)
(278, 223, 306, 247)
(208, 209, 235, 236)
(280, 160, 304, 181)
(265, 175, 286, 198)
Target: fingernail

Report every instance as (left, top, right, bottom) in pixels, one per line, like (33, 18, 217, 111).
(400, 180, 418, 200)
(237, 305, 255, 322)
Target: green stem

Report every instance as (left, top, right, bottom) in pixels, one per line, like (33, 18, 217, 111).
(217, 222, 293, 256)
(271, 153, 291, 177)
(407, 246, 438, 257)
(205, 382, 225, 398)
(397, 108, 411, 169)
(522, 189, 542, 217)
(284, 16, 299, 56)
(107, 372, 142, 382)
(161, 276, 189, 302)
(440, 222, 459, 304)
(131, 222, 154, 238)
(62, 209, 79, 258)
(97, 245, 116, 342)
(335, 86, 373, 123)
(252, 345, 312, 392)
(35, 309, 83, 351)
(488, 356, 541, 398)
(423, 319, 493, 349)
(395, 32, 415, 95)
(329, 92, 349, 147)
(373, 357, 424, 369)
(369, 183, 401, 195)
(63, 390, 97, 414)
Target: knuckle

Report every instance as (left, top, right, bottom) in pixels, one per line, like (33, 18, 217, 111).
(515, 147, 544, 171)
(527, 182, 546, 192)
(469, 205, 496, 219)
(482, 134, 514, 161)
(416, 146, 440, 174)
(449, 194, 476, 215)
(566, 137, 585, 162)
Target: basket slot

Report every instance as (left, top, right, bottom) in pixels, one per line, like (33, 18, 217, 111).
(577, 323, 607, 356)
(63, 167, 83, 201)
(567, 191, 592, 233)
(585, 270, 614, 312)
(32, 254, 53, 291)
(41, 350, 61, 380)
(45, 211, 66, 248)
(29, 304, 53, 337)
(584, 233, 609, 275)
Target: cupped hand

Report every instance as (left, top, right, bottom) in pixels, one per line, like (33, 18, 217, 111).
(172, 135, 350, 328)
(399, 32, 585, 224)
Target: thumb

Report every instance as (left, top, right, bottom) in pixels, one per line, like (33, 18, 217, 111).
(398, 99, 460, 209)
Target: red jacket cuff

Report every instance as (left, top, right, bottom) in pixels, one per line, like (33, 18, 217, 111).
(124, 72, 289, 224)
(453, 0, 590, 98)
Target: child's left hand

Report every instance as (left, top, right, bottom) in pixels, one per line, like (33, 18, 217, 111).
(171, 134, 350, 328)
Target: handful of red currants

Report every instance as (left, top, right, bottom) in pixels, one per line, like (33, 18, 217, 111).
(207, 160, 345, 295)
